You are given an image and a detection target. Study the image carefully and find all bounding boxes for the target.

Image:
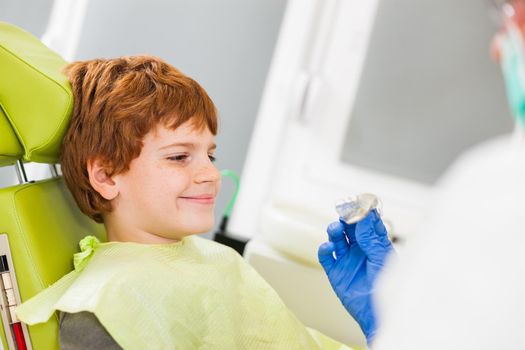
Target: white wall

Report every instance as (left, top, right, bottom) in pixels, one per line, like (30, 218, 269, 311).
(0, 0, 54, 37)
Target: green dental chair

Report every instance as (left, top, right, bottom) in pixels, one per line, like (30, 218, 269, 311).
(0, 22, 105, 350)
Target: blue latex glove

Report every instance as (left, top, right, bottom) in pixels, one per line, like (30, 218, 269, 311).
(318, 209, 393, 345)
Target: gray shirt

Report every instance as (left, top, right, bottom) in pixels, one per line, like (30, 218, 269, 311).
(59, 312, 122, 350)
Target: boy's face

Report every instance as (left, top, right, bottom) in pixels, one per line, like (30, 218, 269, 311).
(109, 120, 220, 242)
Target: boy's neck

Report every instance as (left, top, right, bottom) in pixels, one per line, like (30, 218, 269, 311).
(103, 215, 182, 244)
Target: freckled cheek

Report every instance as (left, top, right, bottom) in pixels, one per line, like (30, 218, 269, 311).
(132, 165, 193, 204)
(127, 169, 169, 205)
(163, 175, 193, 202)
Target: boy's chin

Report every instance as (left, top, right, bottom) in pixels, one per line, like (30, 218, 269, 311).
(177, 223, 214, 237)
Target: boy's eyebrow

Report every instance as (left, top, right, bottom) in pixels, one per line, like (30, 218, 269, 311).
(159, 142, 217, 151)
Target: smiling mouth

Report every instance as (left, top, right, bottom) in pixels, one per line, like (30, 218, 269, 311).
(179, 196, 215, 205)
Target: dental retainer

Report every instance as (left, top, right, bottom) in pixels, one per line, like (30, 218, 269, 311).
(335, 193, 381, 224)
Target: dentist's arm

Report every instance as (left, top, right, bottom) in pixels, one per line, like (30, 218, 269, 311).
(318, 210, 393, 345)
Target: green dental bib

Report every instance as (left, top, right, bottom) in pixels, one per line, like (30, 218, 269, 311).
(16, 236, 351, 350)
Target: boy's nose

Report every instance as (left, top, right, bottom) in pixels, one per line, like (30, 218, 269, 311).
(195, 161, 221, 184)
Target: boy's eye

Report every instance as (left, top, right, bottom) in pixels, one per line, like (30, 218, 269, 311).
(168, 154, 190, 162)
(166, 154, 215, 163)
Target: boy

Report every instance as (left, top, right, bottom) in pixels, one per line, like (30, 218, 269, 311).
(16, 55, 353, 349)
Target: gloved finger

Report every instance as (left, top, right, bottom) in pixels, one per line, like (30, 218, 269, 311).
(355, 211, 392, 266)
(318, 241, 336, 273)
(327, 221, 349, 259)
(339, 218, 357, 245)
(371, 209, 392, 248)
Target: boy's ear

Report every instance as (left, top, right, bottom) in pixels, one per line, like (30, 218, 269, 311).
(87, 159, 119, 200)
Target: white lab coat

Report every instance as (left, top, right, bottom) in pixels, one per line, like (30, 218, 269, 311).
(373, 129, 525, 349)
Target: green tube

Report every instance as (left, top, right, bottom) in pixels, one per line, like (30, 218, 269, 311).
(220, 169, 240, 218)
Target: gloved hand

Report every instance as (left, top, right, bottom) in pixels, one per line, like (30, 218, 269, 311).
(318, 209, 393, 345)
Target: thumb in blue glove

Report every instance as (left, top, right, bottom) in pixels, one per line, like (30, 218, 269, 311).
(318, 209, 393, 345)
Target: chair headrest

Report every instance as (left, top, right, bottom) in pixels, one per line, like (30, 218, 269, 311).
(0, 108, 23, 166)
(0, 22, 72, 164)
